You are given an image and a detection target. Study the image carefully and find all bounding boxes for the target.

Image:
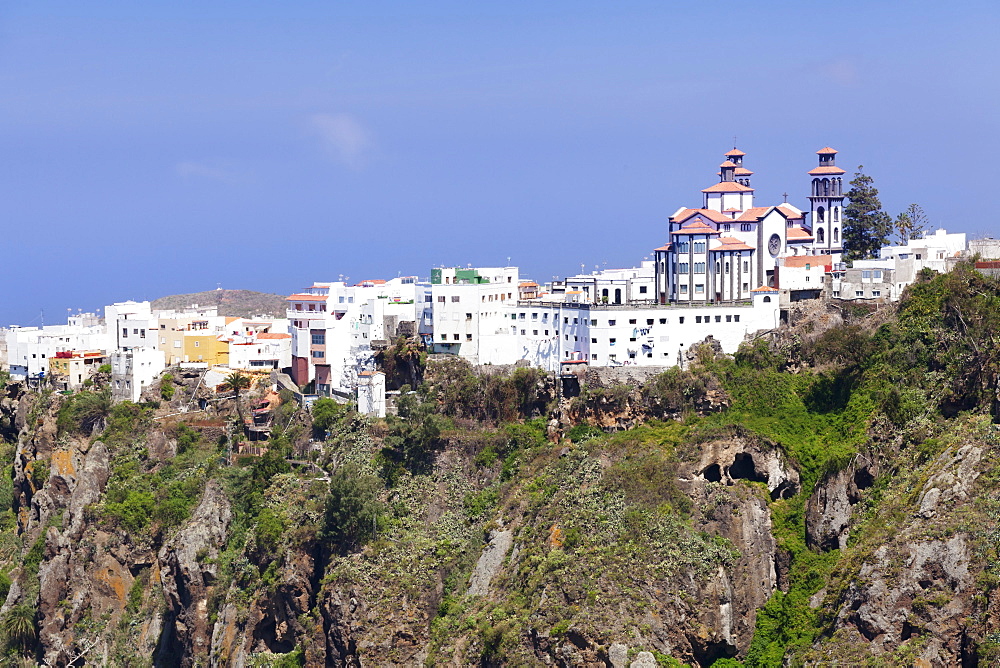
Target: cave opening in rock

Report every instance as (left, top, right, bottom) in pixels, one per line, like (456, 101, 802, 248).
(703, 463, 722, 482)
(728, 452, 767, 483)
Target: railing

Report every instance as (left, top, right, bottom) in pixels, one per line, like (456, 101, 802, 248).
(516, 299, 754, 310)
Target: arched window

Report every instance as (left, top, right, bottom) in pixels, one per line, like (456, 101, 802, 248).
(763, 296, 771, 303)
(833, 207, 840, 222)
(818, 227, 825, 243)
(817, 206, 825, 223)
(716, 261, 721, 274)
(822, 179, 830, 195)
(614, 288, 622, 304)
(725, 262, 730, 273)
(833, 227, 839, 243)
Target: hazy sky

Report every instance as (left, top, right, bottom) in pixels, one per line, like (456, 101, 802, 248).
(3, 1, 999, 325)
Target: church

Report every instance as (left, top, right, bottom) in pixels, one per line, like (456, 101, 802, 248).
(652, 147, 845, 304)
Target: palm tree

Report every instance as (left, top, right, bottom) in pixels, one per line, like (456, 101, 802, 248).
(221, 371, 252, 435)
(1, 604, 37, 655)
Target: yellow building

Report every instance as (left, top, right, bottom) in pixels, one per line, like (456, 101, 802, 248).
(183, 332, 230, 365)
(49, 351, 107, 389)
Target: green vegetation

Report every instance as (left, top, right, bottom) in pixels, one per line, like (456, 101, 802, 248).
(160, 373, 175, 401)
(321, 463, 383, 552)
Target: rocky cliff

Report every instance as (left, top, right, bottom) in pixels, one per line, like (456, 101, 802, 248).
(0, 263, 998, 666)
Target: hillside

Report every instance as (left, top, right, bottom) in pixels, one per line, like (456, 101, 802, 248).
(151, 289, 288, 318)
(0, 262, 998, 665)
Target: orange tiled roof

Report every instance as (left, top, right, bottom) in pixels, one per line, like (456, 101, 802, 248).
(354, 279, 387, 286)
(257, 332, 291, 339)
(725, 149, 746, 157)
(286, 294, 328, 302)
(776, 205, 804, 219)
(734, 167, 753, 175)
(702, 181, 754, 193)
(713, 237, 754, 251)
(808, 166, 846, 175)
(736, 206, 772, 221)
(783, 254, 833, 267)
(653, 243, 672, 251)
(669, 208, 732, 224)
(671, 219, 721, 235)
(786, 227, 814, 240)
(751, 285, 779, 293)
(816, 147, 838, 154)
(719, 160, 738, 168)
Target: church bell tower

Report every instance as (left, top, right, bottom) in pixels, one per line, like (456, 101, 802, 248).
(807, 147, 845, 255)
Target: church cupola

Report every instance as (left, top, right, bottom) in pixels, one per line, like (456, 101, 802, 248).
(807, 147, 846, 255)
(703, 147, 754, 213)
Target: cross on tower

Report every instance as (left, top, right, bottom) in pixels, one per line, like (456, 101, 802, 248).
(782, 192, 789, 203)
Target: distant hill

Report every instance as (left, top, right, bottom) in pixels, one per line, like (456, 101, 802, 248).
(151, 289, 288, 318)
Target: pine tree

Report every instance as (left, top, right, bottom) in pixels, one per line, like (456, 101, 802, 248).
(843, 166, 892, 261)
(894, 203, 929, 245)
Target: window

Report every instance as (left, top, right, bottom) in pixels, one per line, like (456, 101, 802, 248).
(520, 329, 526, 335)
(122, 328, 128, 338)
(629, 319, 637, 324)
(678, 262, 690, 273)
(680, 284, 688, 294)
(425, 295, 432, 302)
(833, 290, 840, 297)
(311, 334, 325, 345)
(451, 295, 460, 302)
(659, 318, 666, 324)
(694, 262, 706, 274)
(194, 341, 200, 347)
(639, 286, 647, 294)
(590, 319, 597, 326)
(563, 317, 569, 324)
(723, 223, 731, 232)
(806, 276, 810, 282)
(679, 317, 685, 324)
(872, 290, 881, 297)
(173, 341, 181, 348)
(531, 313, 538, 320)
(677, 241, 690, 253)
(160, 337, 166, 344)
(140, 329, 146, 338)
(437, 296, 445, 302)
(519, 313, 525, 319)
(862, 270, 872, 279)
(763, 296, 772, 302)
(743, 261, 749, 273)
(573, 318, 578, 324)
(646, 319, 654, 325)
(608, 320, 616, 326)
(695, 284, 705, 293)
(466, 313, 473, 320)
(741, 223, 752, 232)
(591, 338, 597, 343)
(545, 330, 549, 336)
(311, 350, 324, 358)
(609, 338, 616, 344)
(726, 315, 732, 322)
(592, 354, 597, 360)
(734, 315, 740, 322)
(742, 283, 749, 292)
(874, 270, 883, 279)
(696, 316, 702, 323)
(630, 337, 637, 342)
(715, 315, 722, 322)
(532, 330, 538, 335)
(805, 263, 811, 271)
(715, 262, 721, 274)
(856, 291, 864, 297)
(453, 334, 460, 341)
(725, 262, 730, 274)
(693, 241, 706, 253)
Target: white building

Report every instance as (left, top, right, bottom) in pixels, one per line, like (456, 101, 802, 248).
(6, 313, 109, 380)
(512, 288, 780, 371)
(357, 370, 386, 418)
(106, 301, 164, 402)
(652, 147, 846, 307)
(287, 277, 427, 395)
(428, 266, 521, 365)
(226, 319, 292, 371)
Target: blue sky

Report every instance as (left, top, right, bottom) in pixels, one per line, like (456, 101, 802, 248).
(2, 1, 998, 324)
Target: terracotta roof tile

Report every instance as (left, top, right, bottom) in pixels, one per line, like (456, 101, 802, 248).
(776, 205, 804, 219)
(669, 208, 732, 224)
(751, 285, 779, 293)
(785, 227, 814, 240)
(670, 219, 721, 235)
(702, 181, 754, 193)
(724, 149, 746, 157)
(735, 206, 772, 221)
(257, 333, 291, 339)
(734, 167, 753, 175)
(816, 147, 838, 154)
(653, 243, 672, 251)
(713, 237, 754, 251)
(783, 254, 832, 268)
(286, 294, 328, 302)
(719, 160, 738, 168)
(808, 166, 847, 175)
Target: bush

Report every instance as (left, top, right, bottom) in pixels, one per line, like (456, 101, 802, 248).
(311, 397, 344, 434)
(160, 373, 175, 401)
(321, 463, 383, 552)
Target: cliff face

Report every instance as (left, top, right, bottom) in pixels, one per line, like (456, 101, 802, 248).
(1, 265, 999, 666)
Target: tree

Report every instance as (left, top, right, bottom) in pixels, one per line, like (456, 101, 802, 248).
(311, 397, 344, 435)
(894, 203, 929, 245)
(221, 371, 252, 433)
(843, 166, 892, 261)
(321, 463, 383, 552)
(1, 604, 37, 655)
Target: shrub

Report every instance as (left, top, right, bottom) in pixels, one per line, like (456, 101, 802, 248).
(321, 463, 383, 552)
